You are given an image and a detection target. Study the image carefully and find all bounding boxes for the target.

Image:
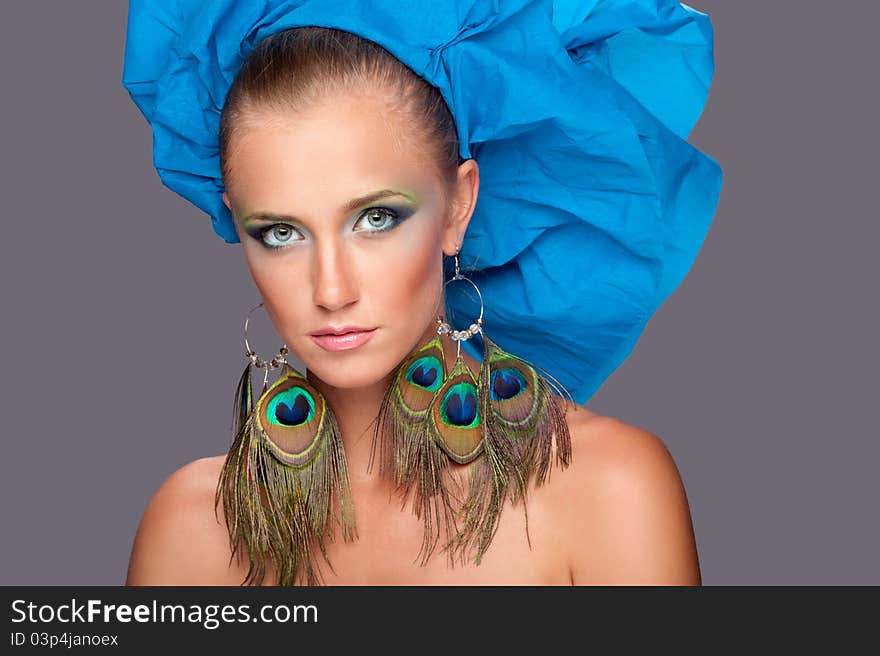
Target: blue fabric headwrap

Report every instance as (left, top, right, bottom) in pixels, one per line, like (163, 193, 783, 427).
(122, 0, 723, 404)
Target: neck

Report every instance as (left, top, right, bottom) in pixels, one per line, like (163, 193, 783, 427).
(305, 365, 396, 487)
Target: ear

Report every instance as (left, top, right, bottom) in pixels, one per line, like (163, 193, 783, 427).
(222, 192, 232, 211)
(442, 159, 479, 256)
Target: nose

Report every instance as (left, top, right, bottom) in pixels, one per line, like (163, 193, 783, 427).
(311, 239, 359, 312)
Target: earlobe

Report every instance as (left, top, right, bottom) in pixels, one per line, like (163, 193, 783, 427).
(222, 192, 231, 211)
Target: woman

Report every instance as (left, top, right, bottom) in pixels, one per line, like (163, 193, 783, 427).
(123, 1, 721, 586)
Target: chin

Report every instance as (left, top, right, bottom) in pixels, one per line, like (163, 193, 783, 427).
(293, 326, 429, 390)
(303, 357, 397, 389)
(294, 336, 399, 389)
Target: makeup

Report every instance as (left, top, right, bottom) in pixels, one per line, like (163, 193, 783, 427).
(310, 328, 378, 352)
(240, 189, 420, 250)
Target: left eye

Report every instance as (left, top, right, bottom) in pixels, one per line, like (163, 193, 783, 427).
(353, 208, 399, 233)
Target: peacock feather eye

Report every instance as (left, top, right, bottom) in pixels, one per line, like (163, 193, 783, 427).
(256, 365, 326, 468)
(266, 387, 315, 426)
(490, 368, 527, 401)
(440, 382, 480, 427)
(429, 355, 483, 464)
(390, 334, 448, 419)
(485, 340, 540, 430)
(405, 355, 444, 392)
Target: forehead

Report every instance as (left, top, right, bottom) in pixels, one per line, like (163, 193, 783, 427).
(225, 91, 441, 211)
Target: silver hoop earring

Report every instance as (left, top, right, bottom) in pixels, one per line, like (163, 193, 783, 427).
(243, 301, 289, 394)
(436, 252, 485, 362)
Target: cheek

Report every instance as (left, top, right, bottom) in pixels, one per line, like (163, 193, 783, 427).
(239, 244, 308, 330)
(363, 220, 443, 319)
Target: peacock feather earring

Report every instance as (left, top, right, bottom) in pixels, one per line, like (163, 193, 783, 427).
(452, 324, 576, 566)
(215, 302, 356, 586)
(370, 327, 464, 566)
(441, 252, 575, 566)
(372, 250, 576, 568)
(370, 263, 487, 565)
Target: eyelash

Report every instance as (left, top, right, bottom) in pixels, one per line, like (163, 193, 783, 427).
(255, 207, 407, 250)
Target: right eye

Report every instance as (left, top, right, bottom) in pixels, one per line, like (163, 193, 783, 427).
(258, 224, 303, 250)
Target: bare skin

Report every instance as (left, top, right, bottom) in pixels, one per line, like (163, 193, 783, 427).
(126, 87, 702, 586)
(125, 375, 702, 585)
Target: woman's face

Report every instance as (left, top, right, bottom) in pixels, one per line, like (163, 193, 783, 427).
(222, 90, 473, 389)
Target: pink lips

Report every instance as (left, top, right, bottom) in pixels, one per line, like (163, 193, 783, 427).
(309, 328, 377, 352)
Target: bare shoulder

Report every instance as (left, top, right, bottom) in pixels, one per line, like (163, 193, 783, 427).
(550, 401, 701, 585)
(126, 455, 246, 585)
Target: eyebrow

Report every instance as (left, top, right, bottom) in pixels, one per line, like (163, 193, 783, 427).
(241, 189, 418, 224)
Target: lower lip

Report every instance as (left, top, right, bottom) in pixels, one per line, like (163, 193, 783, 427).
(310, 328, 378, 352)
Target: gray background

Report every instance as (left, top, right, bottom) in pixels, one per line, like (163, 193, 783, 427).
(1, 2, 876, 585)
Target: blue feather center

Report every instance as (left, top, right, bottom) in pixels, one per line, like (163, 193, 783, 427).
(267, 387, 315, 426)
(441, 383, 479, 427)
(406, 356, 443, 392)
(491, 368, 527, 401)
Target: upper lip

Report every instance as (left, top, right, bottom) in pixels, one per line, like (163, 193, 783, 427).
(309, 325, 376, 336)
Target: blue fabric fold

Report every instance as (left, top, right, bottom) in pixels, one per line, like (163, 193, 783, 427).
(122, 0, 723, 403)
